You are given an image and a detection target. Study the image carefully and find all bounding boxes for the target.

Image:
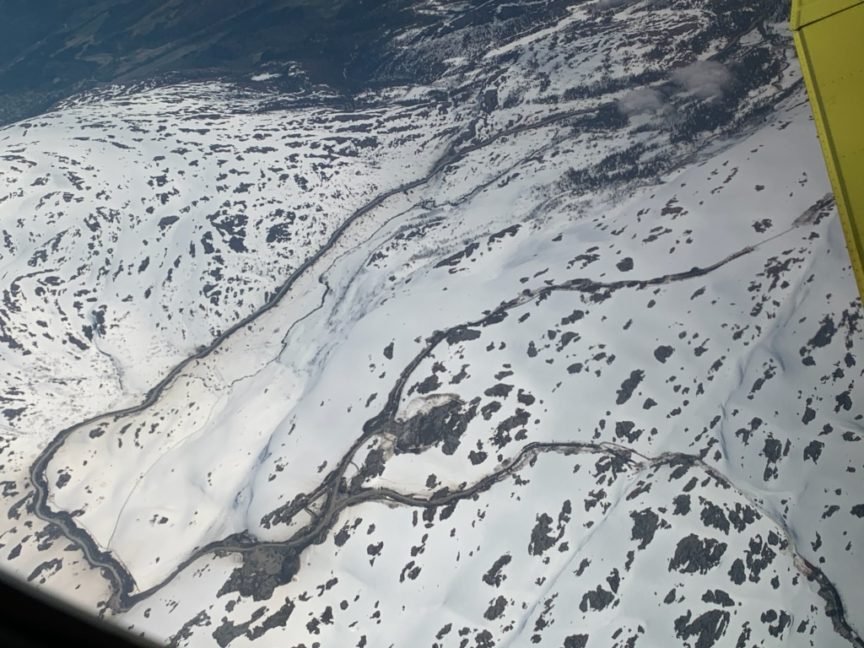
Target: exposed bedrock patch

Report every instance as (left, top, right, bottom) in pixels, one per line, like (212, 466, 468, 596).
(217, 546, 300, 602)
(391, 397, 478, 456)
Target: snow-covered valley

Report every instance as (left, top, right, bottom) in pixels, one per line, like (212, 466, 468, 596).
(0, 1, 862, 646)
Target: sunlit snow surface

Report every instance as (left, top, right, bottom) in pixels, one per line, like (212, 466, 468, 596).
(0, 1, 862, 647)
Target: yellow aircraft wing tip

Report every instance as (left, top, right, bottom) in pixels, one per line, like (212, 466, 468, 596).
(791, 0, 864, 300)
(790, 0, 864, 30)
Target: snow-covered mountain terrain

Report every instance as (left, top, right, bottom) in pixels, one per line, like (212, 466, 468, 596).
(0, 0, 862, 646)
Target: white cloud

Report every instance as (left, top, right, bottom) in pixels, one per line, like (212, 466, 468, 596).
(617, 87, 665, 116)
(671, 60, 733, 99)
